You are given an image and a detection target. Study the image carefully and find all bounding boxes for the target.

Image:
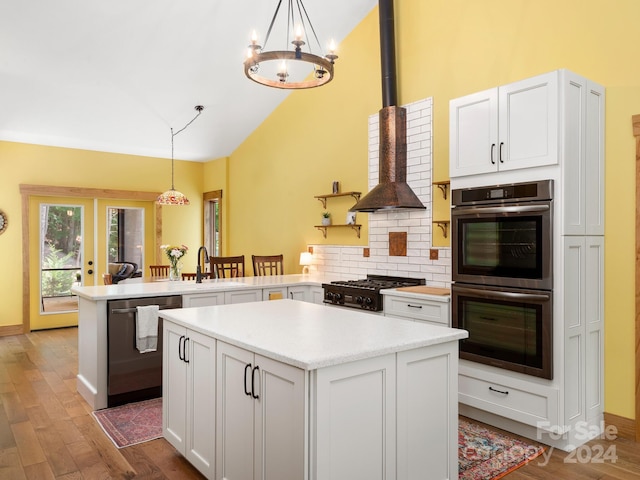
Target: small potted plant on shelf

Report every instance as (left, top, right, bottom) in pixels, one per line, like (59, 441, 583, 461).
(321, 211, 331, 226)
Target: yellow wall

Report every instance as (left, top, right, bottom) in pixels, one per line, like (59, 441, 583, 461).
(1, 0, 638, 420)
(0, 140, 205, 328)
(223, 0, 640, 419)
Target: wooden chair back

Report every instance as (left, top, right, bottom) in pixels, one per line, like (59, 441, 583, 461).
(210, 256, 245, 278)
(252, 254, 284, 276)
(181, 272, 211, 281)
(149, 265, 169, 277)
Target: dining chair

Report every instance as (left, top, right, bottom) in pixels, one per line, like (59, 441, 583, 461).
(149, 265, 170, 277)
(252, 254, 284, 276)
(181, 272, 211, 281)
(210, 255, 245, 278)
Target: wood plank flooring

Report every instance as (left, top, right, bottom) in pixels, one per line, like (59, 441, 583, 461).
(1, 327, 639, 479)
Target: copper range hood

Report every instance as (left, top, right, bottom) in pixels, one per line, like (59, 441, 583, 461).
(350, 0, 425, 213)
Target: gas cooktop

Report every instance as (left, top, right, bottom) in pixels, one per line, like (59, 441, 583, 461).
(322, 275, 426, 311)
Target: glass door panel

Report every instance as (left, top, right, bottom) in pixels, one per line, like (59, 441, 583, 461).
(29, 196, 95, 330)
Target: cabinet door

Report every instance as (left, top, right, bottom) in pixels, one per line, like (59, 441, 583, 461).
(254, 354, 305, 480)
(498, 71, 558, 171)
(162, 321, 187, 453)
(449, 88, 498, 178)
(287, 285, 308, 301)
(397, 343, 459, 480)
(315, 354, 396, 480)
(185, 330, 216, 478)
(308, 286, 324, 305)
(216, 341, 255, 480)
(225, 288, 261, 304)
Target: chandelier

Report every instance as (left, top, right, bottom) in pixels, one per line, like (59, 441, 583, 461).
(244, 0, 338, 89)
(157, 105, 204, 206)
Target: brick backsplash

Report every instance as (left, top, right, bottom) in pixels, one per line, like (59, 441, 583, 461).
(308, 97, 452, 288)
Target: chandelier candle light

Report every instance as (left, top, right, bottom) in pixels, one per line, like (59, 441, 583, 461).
(244, 0, 338, 89)
(157, 105, 204, 206)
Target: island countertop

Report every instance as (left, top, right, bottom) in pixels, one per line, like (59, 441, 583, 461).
(71, 273, 345, 301)
(159, 299, 468, 370)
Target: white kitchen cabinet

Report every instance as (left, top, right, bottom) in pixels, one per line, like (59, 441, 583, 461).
(314, 353, 396, 480)
(163, 321, 216, 478)
(383, 291, 450, 326)
(224, 288, 261, 304)
(396, 343, 460, 480)
(450, 71, 558, 178)
(216, 341, 305, 480)
(182, 291, 224, 307)
(561, 74, 605, 236)
(308, 285, 324, 304)
(563, 236, 604, 427)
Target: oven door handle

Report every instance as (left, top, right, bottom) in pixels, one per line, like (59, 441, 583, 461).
(454, 286, 551, 302)
(451, 204, 550, 215)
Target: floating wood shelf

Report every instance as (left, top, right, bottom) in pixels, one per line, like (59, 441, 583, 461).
(314, 192, 361, 209)
(433, 220, 450, 238)
(314, 224, 362, 238)
(432, 181, 450, 200)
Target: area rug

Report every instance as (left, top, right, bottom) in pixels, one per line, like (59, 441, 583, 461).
(459, 418, 545, 480)
(92, 398, 162, 448)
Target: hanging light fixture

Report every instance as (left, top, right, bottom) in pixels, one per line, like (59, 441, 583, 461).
(244, 0, 338, 89)
(157, 105, 204, 206)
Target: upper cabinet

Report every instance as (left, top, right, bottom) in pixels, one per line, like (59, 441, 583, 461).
(450, 71, 559, 177)
(449, 69, 605, 236)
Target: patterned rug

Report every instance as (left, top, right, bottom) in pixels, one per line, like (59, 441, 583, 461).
(92, 398, 162, 448)
(459, 418, 545, 479)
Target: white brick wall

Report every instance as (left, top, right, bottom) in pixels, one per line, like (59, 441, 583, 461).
(308, 97, 452, 288)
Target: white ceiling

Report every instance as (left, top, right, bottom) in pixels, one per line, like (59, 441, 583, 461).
(0, 0, 377, 161)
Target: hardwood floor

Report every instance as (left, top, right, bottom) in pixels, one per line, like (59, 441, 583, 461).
(1, 327, 639, 479)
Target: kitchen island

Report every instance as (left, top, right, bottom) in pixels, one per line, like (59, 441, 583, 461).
(72, 274, 342, 410)
(160, 299, 467, 480)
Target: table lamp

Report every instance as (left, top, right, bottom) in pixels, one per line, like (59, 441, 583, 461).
(299, 252, 313, 274)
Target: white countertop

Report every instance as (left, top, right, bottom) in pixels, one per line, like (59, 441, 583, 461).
(71, 273, 345, 301)
(380, 287, 451, 303)
(159, 299, 468, 370)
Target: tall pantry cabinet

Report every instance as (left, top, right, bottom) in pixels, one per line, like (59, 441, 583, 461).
(450, 69, 605, 450)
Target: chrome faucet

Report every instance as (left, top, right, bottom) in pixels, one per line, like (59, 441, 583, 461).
(196, 246, 209, 283)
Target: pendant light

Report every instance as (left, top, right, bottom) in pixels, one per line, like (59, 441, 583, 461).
(157, 105, 204, 206)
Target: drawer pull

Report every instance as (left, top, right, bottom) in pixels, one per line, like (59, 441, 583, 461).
(407, 304, 423, 309)
(489, 386, 509, 395)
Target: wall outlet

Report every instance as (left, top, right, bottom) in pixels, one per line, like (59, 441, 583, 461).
(429, 248, 439, 260)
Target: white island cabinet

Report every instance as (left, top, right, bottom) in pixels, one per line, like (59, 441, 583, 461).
(160, 300, 467, 480)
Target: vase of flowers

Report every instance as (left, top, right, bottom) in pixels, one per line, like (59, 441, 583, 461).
(161, 244, 188, 281)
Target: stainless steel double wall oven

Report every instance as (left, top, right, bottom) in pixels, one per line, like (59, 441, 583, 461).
(451, 180, 553, 379)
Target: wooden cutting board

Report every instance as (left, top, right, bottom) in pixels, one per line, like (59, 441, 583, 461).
(395, 286, 451, 296)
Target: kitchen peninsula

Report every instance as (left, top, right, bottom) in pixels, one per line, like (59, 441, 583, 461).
(72, 274, 342, 411)
(161, 299, 466, 479)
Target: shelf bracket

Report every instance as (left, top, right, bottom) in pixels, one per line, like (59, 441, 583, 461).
(433, 181, 450, 200)
(316, 197, 327, 209)
(349, 192, 361, 203)
(350, 225, 361, 238)
(436, 222, 449, 238)
(315, 226, 327, 238)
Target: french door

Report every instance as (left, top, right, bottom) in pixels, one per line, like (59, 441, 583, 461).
(29, 196, 95, 330)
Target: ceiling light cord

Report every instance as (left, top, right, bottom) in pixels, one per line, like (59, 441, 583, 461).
(170, 105, 204, 190)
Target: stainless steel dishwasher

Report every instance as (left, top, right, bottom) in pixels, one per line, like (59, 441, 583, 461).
(107, 295, 182, 407)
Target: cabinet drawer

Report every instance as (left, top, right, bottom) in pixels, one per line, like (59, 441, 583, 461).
(459, 371, 559, 430)
(384, 295, 450, 326)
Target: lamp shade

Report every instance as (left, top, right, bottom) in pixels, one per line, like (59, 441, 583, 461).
(157, 189, 190, 205)
(299, 252, 313, 274)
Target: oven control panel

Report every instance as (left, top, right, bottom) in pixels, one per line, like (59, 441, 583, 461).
(323, 288, 381, 311)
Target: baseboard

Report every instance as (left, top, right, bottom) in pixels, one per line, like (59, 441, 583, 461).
(604, 412, 636, 441)
(0, 324, 25, 337)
